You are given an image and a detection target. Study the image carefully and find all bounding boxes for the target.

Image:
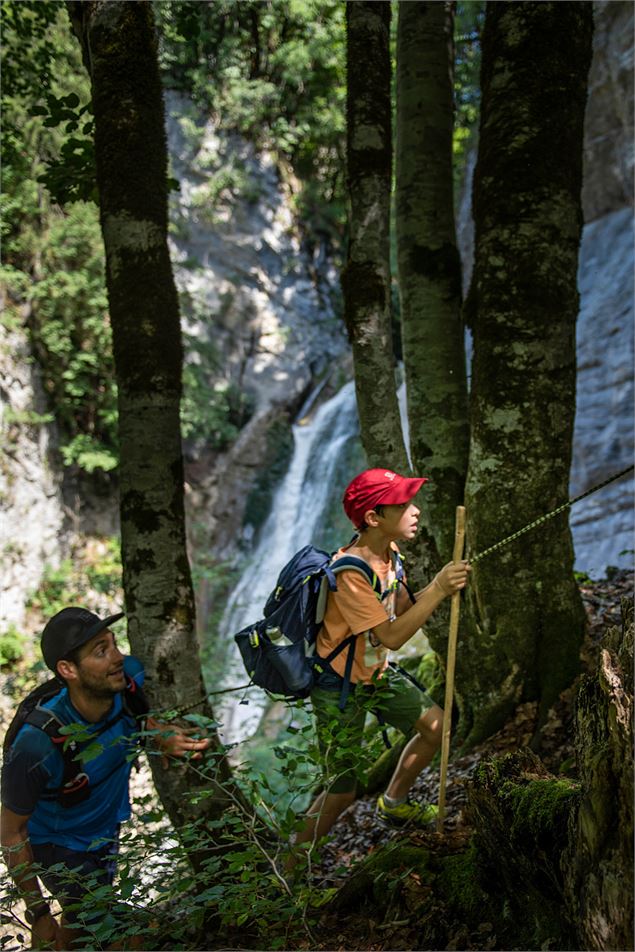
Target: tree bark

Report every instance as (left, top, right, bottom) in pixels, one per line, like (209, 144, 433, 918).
(563, 598, 634, 950)
(467, 747, 579, 948)
(343, 1, 409, 473)
(67, 0, 247, 851)
(396, 1, 468, 568)
(466, 600, 634, 951)
(460, 1, 593, 744)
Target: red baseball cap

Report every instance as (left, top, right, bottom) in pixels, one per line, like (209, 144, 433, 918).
(342, 468, 429, 529)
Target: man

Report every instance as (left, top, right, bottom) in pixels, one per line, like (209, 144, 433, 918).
(1, 607, 210, 949)
(294, 468, 470, 850)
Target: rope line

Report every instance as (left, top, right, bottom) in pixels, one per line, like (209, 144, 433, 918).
(469, 464, 634, 564)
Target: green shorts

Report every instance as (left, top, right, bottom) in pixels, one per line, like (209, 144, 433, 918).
(310, 665, 437, 794)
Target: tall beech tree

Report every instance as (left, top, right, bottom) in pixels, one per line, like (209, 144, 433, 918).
(342, 1, 409, 473)
(67, 0, 246, 847)
(396, 0, 469, 570)
(460, 1, 593, 744)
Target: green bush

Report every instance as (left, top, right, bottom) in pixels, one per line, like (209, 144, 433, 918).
(0, 625, 26, 666)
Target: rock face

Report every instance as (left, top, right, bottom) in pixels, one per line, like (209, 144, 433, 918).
(0, 318, 66, 631)
(582, 0, 634, 222)
(166, 92, 347, 416)
(457, 0, 634, 577)
(567, 0, 634, 577)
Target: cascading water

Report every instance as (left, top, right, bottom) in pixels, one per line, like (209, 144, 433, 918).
(216, 381, 361, 745)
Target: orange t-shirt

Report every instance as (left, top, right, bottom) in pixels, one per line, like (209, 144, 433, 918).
(315, 545, 401, 684)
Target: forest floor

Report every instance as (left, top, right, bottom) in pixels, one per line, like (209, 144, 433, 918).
(298, 567, 633, 952)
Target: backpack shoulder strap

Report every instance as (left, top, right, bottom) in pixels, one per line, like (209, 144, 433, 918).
(390, 549, 416, 604)
(316, 554, 382, 625)
(23, 701, 88, 804)
(121, 674, 149, 720)
(24, 704, 67, 742)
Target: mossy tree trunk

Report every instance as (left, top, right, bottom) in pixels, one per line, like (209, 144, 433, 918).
(396, 1, 469, 573)
(67, 0, 247, 848)
(563, 599, 634, 950)
(343, 1, 409, 473)
(459, 2, 593, 744)
(467, 602, 634, 951)
(467, 748, 579, 949)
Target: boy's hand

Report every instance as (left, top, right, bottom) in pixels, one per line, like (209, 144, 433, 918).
(433, 560, 471, 597)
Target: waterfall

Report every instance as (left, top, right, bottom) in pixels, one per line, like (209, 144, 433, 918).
(217, 381, 360, 744)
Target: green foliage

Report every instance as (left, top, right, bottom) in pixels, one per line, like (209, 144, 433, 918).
(181, 332, 255, 451)
(1, 4, 116, 475)
(453, 2, 485, 196)
(156, 0, 347, 252)
(25, 538, 123, 621)
(0, 710, 342, 950)
(0, 625, 26, 667)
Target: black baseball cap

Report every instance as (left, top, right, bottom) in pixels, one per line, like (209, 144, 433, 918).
(41, 607, 125, 672)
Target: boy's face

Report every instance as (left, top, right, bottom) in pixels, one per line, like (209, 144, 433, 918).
(372, 501, 420, 541)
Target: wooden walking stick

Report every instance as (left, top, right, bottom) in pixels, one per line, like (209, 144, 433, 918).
(436, 505, 466, 833)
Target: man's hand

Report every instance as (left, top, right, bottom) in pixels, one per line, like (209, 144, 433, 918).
(145, 716, 212, 767)
(30, 910, 61, 950)
(433, 560, 471, 597)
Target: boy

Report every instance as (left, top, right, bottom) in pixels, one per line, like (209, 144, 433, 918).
(295, 468, 470, 847)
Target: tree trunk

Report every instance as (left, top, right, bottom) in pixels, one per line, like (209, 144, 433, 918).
(67, 0, 247, 849)
(466, 599, 634, 951)
(460, 1, 593, 745)
(563, 598, 634, 950)
(467, 747, 579, 949)
(396, 0, 469, 569)
(343, 1, 409, 473)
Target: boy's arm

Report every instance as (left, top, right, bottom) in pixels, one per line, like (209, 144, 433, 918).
(373, 561, 470, 650)
(0, 805, 61, 947)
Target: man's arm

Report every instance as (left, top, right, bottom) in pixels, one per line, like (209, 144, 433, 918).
(0, 805, 60, 947)
(373, 560, 470, 650)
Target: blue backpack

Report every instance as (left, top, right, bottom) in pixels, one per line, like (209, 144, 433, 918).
(234, 543, 413, 711)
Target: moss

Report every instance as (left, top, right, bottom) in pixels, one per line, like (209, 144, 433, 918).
(435, 840, 490, 921)
(504, 778, 579, 853)
(435, 836, 573, 951)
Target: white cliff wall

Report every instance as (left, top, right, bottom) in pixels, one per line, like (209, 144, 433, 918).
(0, 317, 66, 631)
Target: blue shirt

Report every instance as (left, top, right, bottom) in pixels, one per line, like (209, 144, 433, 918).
(1, 657, 144, 851)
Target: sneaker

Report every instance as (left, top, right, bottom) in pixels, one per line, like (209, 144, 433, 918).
(376, 793, 439, 829)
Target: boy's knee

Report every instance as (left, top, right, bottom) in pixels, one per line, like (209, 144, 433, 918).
(415, 705, 443, 747)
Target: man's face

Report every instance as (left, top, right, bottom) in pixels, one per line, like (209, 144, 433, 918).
(71, 629, 126, 698)
(375, 501, 421, 541)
